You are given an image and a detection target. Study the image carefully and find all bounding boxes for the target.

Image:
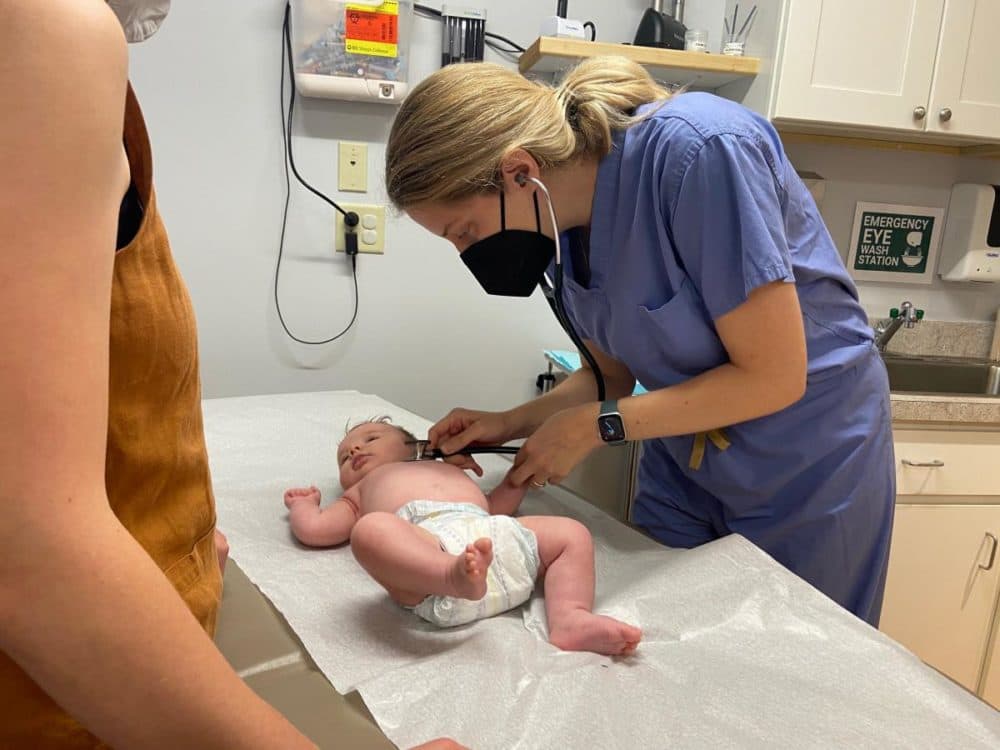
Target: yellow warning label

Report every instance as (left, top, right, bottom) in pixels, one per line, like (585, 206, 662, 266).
(345, 1, 399, 58)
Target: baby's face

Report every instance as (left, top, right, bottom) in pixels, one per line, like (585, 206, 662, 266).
(337, 422, 413, 488)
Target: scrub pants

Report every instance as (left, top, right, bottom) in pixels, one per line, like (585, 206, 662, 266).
(632, 352, 896, 627)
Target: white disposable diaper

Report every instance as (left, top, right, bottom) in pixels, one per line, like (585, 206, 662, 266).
(396, 501, 540, 627)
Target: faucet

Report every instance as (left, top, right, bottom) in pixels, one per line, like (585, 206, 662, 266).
(875, 301, 924, 353)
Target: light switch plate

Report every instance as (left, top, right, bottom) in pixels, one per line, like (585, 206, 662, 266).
(338, 142, 368, 192)
(335, 204, 385, 254)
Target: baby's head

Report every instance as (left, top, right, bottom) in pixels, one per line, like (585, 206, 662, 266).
(337, 416, 418, 488)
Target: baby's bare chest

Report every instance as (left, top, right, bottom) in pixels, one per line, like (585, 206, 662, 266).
(356, 462, 487, 515)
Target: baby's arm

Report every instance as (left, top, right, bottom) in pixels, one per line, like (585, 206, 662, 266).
(485, 476, 528, 516)
(283, 486, 360, 547)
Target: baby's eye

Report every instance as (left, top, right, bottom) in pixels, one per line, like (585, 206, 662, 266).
(366, 435, 378, 443)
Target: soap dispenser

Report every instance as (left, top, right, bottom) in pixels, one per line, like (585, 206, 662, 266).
(939, 183, 1000, 282)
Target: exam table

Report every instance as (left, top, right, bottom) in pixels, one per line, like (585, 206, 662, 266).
(207, 391, 1000, 749)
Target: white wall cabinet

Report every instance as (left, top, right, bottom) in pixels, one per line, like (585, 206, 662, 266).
(880, 429, 1000, 707)
(731, 0, 1000, 144)
(926, 0, 1000, 140)
(773, 0, 945, 133)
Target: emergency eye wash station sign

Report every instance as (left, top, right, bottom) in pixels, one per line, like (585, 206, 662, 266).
(847, 203, 944, 284)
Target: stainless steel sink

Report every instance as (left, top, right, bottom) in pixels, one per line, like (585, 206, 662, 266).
(883, 356, 1000, 397)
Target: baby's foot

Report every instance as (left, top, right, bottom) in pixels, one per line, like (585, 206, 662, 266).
(447, 537, 493, 601)
(548, 610, 642, 657)
(284, 486, 321, 509)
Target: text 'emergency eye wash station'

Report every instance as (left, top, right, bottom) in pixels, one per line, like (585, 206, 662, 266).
(201, 2, 1000, 749)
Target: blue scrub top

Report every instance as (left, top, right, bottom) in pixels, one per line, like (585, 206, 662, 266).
(553, 92, 895, 624)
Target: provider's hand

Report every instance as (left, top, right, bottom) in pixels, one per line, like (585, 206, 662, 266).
(507, 405, 600, 488)
(429, 408, 518, 476)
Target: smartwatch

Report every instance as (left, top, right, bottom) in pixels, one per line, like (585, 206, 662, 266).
(597, 400, 627, 445)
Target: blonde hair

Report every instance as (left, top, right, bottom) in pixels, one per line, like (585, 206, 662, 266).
(385, 56, 673, 209)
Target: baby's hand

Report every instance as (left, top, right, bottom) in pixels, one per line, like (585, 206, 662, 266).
(284, 486, 321, 509)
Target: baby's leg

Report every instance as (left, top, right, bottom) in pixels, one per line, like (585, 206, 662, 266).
(351, 512, 493, 607)
(518, 516, 642, 656)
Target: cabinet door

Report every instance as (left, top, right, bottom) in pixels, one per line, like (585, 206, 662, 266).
(982, 624, 1000, 709)
(773, 0, 944, 130)
(927, 0, 1000, 139)
(879, 504, 1000, 692)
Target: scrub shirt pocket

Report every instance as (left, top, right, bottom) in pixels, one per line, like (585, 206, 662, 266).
(633, 278, 729, 382)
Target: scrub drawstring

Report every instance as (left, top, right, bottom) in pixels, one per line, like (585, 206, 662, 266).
(689, 429, 731, 471)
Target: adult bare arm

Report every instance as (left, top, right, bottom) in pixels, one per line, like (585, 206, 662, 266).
(617, 280, 808, 441)
(506, 280, 808, 486)
(0, 2, 314, 747)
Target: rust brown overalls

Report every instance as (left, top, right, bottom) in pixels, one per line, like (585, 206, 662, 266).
(0, 86, 222, 748)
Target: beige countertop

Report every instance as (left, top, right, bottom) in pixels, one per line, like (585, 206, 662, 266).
(891, 392, 1000, 427)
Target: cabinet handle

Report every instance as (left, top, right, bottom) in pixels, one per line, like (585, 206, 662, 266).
(939, 107, 953, 122)
(901, 459, 944, 468)
(913, 106, 927, 120)
(979, 533, 998, 572)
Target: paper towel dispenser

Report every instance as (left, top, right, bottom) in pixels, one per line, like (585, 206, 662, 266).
(939, 183, 1000, 282)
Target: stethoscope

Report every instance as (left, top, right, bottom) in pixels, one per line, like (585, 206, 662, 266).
(409, 178, 608, 466)
(522, 175, 608, 403)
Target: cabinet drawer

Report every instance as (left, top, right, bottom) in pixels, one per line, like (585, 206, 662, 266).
(894, 429, 1000, 496)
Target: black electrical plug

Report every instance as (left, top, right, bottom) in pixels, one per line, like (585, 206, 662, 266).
(344, 211, 360, 257)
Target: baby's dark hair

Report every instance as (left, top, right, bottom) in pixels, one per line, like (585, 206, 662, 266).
(344, 415, 418, 444)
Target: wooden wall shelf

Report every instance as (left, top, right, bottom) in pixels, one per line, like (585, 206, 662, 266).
(519, 37, 760, 90)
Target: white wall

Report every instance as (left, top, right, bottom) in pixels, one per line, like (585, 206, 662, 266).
(129, 1, 999, 417)
(783, 142, 1000, 323)
(128, 0, 649, 417)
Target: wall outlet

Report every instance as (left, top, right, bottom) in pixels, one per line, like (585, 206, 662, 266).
(335, 204, 385, 255)
(338, 142, 368, 192)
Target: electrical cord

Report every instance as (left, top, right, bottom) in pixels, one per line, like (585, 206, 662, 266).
(414, 3, 441, 18)
(275, 2, 360, 346)
(484, 31, 526, 53)
(584, 21, 596, 41)
(484, 42, 521, 60)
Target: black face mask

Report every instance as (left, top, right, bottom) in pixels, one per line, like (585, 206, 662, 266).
(460, 191, 556, 297)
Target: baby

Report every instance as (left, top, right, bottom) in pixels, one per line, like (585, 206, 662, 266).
(283, 417, 641, 656)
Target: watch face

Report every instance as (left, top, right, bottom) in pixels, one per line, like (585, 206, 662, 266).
(598, 414, 626, 443)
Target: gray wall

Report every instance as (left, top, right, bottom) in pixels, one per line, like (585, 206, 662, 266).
(129, 0, 1000, 415)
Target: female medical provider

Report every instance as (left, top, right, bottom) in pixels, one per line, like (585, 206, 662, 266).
(385, 58, 895, 626)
